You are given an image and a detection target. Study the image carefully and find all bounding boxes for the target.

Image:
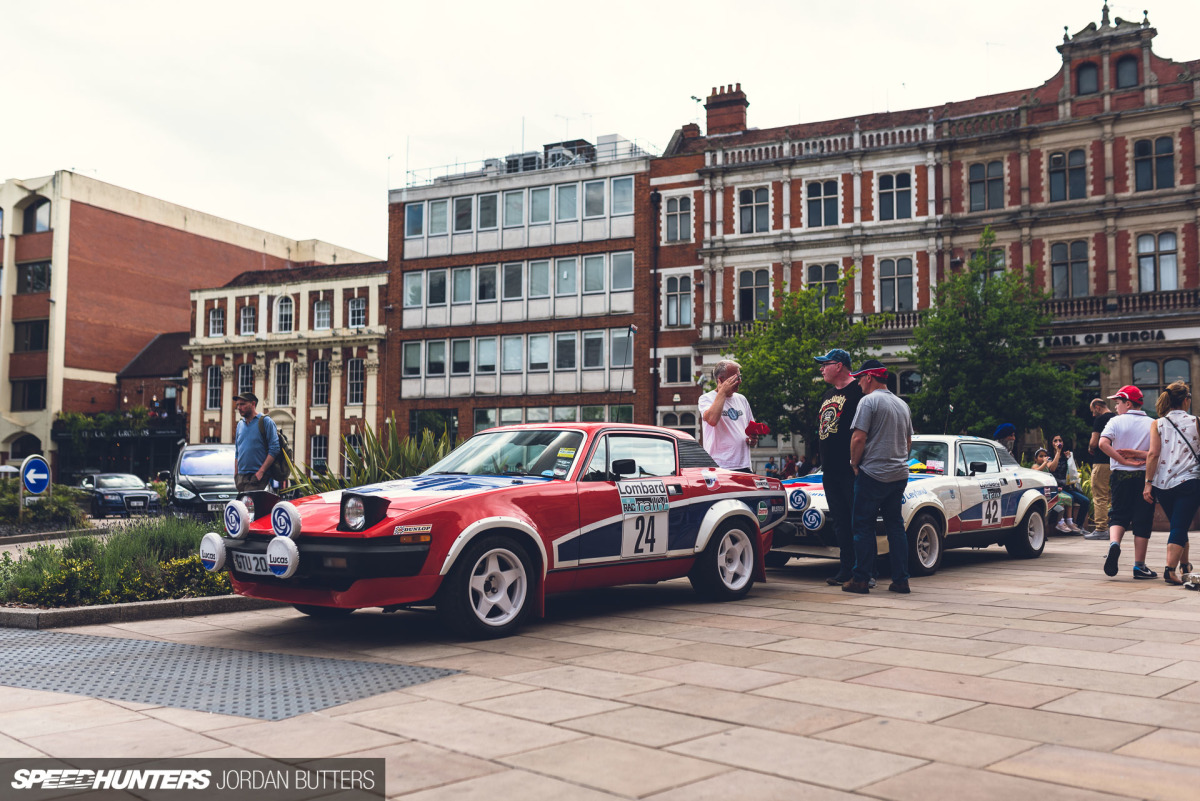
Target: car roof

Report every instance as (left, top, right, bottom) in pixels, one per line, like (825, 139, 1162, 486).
(475, 423, 696, 441)
(94, 473, 141, 479)
(182, 443, 234, 450)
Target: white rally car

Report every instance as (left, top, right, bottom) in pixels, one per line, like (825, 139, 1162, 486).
(769, 435, 1060, 575)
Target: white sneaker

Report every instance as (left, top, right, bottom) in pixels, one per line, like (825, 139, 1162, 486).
(1055, 520, 1073, 533)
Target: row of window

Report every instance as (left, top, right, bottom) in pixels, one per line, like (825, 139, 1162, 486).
(401, 329, 635, 378)
(473, 404, 634, 433)
(404, 176, 635, 238)
(1075, 56, 1139, 96)
(207, 297, 367, 337)
(969, 137, 1174, 212)
(205, 359, 367, 410)
(401, 253, 634, 308)
(726, 173, 910, 239)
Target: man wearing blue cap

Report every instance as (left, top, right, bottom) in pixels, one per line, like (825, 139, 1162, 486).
(815, 348, 863, 585)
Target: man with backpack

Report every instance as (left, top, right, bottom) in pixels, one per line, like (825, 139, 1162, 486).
(233, 392, 281, 493)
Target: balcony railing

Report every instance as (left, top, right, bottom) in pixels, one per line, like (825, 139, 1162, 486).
(712, 290, 1198, 340)
(707, 123, 934, 169)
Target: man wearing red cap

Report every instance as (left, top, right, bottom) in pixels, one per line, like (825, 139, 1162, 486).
(1098, 385, 1155, 579)
(844, 359, 914, 594)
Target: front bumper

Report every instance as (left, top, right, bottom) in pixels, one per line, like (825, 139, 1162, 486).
(225, 535, 432, 592)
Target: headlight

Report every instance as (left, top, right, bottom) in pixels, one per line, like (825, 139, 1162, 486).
(345, 497, 366, 530)
(174, 486, 195, 500)
(241, 495, 255, 518)
(103, 494, 120, 502)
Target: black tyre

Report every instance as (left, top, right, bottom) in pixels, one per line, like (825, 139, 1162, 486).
(689, 519, 757, 601)
(907, 511, 944, 577)
(764, 551, 792, 568)
(438, 535, 533, 639)
(293, 604, 355, 618)
(1006, 505, 1047, 559)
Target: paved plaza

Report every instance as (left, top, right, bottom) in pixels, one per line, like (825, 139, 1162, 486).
(1, 535, 1199, 799)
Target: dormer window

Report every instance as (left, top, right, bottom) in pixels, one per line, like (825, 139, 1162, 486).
(1116, 55, 1138, 89)
(1076, 63, 1098, 95)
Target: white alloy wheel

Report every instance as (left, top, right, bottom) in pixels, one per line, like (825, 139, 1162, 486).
(468, 547, 528, 628)
(1026, 509, 1046, 550)
(716, 526, 754, 591)
(913, 521, 941, 570)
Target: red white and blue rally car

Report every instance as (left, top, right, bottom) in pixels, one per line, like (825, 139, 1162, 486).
(769, 435, 1060, 575)
(199, 423, 785, 638)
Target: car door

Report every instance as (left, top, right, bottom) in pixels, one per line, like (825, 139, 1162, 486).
(956, 441, 1004, 532)
(571, 432, 684, 590)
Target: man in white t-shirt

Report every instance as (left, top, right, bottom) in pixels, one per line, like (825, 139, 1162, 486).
(1098, 385, 1155, 580)
(698, 360, 758, 471)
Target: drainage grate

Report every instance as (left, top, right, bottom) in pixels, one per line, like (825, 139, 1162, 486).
(0, 629, 457, 721)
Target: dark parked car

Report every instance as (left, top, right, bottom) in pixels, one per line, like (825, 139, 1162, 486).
(169, 444, 237, 517)
(79, 473, 161, 518)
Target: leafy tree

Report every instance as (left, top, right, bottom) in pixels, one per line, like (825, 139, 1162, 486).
(728, 269, 884, 447)
(905, 228, 1097, 445)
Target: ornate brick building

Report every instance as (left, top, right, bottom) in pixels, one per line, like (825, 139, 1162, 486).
(650, 6, 1199, 461)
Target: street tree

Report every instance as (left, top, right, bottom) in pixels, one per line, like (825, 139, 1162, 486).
(727, 269, 883, 447)
(906, 228, 1098, 444)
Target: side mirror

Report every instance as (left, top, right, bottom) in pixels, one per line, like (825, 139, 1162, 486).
(611, 458, 637, 477)
(969, 461, 988, 476)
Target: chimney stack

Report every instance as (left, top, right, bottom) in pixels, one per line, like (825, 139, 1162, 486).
(705, 83, 749, 135)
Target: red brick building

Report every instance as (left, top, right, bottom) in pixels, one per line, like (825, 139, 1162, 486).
(650, 8, 1200, 462)
(0, 171, 374, 477)
(386, 137, 655, 439)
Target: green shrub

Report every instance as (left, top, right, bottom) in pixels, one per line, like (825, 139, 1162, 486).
(0, 482, 90, 528)
(290, 413, 456, 495)
(0, 517, 233, 607)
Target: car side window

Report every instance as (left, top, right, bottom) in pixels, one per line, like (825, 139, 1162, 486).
(608, 435, 678, 478)
(582, 437, 608, 482)
(960, 442, 1000, 474)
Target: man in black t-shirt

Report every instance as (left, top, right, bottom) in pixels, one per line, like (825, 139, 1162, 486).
(1084, 398, 1116, 538)
(815, 349, 864, 585)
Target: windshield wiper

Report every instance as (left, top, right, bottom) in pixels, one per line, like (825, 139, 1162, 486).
(427, 471, 468, 476)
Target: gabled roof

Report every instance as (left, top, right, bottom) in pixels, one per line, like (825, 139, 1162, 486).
(118, 332, 190, 379)
(218, 261, 388, 290)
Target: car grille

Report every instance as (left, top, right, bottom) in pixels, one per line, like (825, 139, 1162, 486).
(123, 494, 157, 511)
(199, 492, 236, 503)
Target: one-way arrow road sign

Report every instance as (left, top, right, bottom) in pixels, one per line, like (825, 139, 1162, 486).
(21, 454, 51, 495)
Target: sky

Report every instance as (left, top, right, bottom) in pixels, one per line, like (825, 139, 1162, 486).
(4, 1, 1199, 260)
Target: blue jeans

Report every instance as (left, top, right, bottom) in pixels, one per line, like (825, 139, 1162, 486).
(1058, 486, 1090, 523)
(852, 470, 909, 583)
(1153, 479, 1200, 547)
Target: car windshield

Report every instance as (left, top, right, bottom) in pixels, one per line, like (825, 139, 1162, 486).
(424, 429, 585, 479)
(909, 441, 949, 474)
(96, 475, 144, 489)
(179, 449, 235, 476)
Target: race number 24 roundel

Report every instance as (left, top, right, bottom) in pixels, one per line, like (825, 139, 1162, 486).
(618, 479, 669, 558)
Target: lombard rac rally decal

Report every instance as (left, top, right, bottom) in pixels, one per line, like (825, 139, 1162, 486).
(802, 507, 824, 530)
(978, 479, 1004, 526)
(618, 479, 670, 558)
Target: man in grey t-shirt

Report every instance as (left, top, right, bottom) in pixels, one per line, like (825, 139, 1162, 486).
(844, 360, 914, 595)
